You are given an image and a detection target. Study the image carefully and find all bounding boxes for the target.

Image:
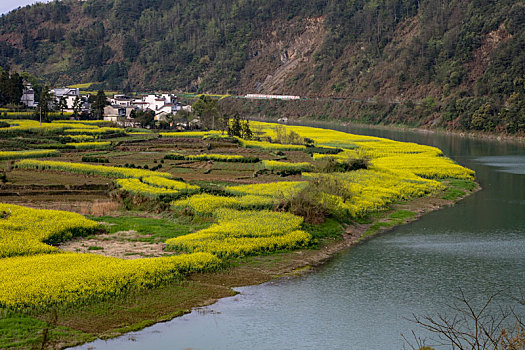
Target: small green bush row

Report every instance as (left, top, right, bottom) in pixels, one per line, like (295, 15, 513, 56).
(164, 153, 259, 163)
(305, 146, 343, 155)
(82, 156, 109, 163)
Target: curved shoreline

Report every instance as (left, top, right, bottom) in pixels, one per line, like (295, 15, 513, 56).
(0, 121, 480, 349)
(67, 181, 479, 349)
(254, 117, 525, 144)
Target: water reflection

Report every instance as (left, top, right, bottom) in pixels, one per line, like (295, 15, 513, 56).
(474, 155, 525, 174)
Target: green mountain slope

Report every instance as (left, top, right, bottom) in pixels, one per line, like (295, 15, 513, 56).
(0, 0, 523, 133)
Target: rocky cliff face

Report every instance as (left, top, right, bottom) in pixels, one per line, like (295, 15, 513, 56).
(239, 16, 326, 94)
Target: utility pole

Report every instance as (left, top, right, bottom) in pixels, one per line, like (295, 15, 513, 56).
(39, 104, 42, 126)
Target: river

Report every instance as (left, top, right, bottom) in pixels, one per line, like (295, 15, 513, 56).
(74, 125, 525, 350)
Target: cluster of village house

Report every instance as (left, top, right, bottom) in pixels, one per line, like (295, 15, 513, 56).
(20, 85, 191, 126)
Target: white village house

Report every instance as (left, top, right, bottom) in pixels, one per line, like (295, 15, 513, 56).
(51, 87, 92, 114)
(141, 93, 182, 121)
(20, 83, 37, 108)
(104, 93, 183, 124)
(52, 87, 80, 110)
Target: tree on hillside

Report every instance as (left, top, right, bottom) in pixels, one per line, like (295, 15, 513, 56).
(192, 95, 219, 130)
(91, 90, 108, 120)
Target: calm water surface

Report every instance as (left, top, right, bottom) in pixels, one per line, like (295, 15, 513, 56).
(75, 125, 525, 350)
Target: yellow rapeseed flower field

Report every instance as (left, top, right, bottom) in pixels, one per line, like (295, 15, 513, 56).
(0, 149, 60, 160)
(165, 152, 246, 162)
(1, 119, 123, 136)
(225, 181, 308, 198)
(142, 176, 200, 191)
(0, 120, 476, 312)
(166, 209, 310, 257)
(16, 159, 172, 179)
(0, 252, 221, 310)
(0, 203, 99, 258)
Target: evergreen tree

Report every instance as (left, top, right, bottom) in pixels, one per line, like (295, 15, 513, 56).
(0, 70, 24, 107)
(228, 114, 242, 137)
(91, 90, 108, 120)
(58, 96, 68, 115)
(72, 95, 82, 117)
(37, 86, 54, 122)
(192, 95, 219, 130)
(241, 119, 253, 139)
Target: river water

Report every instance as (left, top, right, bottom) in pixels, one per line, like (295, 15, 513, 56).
(75, 125, 525, 350)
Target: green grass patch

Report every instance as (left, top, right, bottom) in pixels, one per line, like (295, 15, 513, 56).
(94, 215, 212, 243)
(361, 221, 396, 240)
(440, 178, 477, 200)
(302, 218, 343, 241)
(358, 210, 416, 242)
(388, 210, 416, 221)
(447, 178, 478, 191)
(442, 188, 466, 200)
(0, 312, 92, 349)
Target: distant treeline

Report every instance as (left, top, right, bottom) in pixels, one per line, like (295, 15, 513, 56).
(0, 0, 523, 133)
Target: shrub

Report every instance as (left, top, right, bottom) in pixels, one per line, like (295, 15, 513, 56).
(279, 176, 354, 223)
(317, 156, 369, 173)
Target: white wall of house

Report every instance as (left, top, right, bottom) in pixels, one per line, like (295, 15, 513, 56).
(20, 90, 36, 108)
(52, 88, 80, 109)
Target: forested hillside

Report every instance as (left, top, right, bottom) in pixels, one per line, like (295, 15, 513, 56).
(0, 0, 524, 133)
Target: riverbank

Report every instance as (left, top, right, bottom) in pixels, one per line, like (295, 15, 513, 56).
(339, 121, 525, 144)
(68, 124, 525, 350)
(37, 179, 476, 350)
(274, 117, 525, 144)
(0, 121, 478, 349)
(220, 98, 525, 145)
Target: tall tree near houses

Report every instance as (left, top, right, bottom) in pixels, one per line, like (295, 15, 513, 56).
(72, 95, 82, 117)
(6, 72, 23, 106)
(38, 86, 54, 123)
(0, 70, 24, 107)
(58, 96, 68, 115)
(218, 112, 229, 134)
(91, 90, 109, 120)
(192, 95, 219, 130)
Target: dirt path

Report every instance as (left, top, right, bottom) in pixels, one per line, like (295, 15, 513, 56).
(58, 230, 170, 259)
